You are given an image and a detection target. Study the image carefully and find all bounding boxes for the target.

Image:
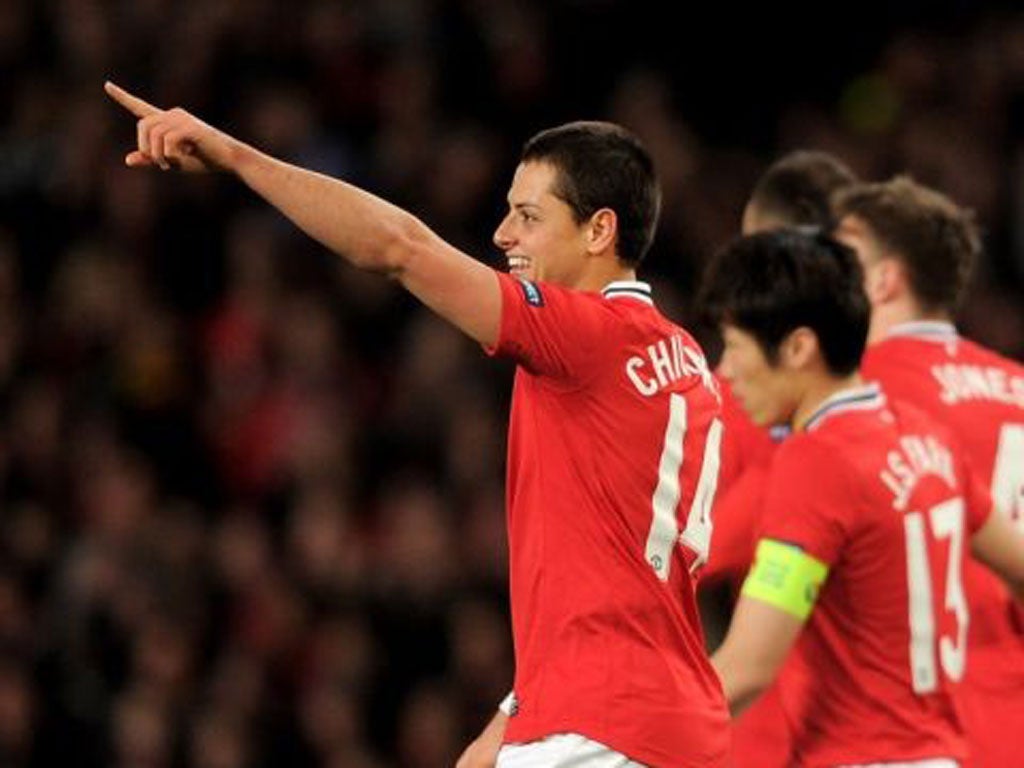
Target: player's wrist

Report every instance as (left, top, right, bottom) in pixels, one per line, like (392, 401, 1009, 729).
(206, 127, 259, 176)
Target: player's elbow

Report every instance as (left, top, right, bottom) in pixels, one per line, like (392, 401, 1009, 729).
(380, 224, 416, 275)
(343, 213, 424, 275)
(731, 665, 774, 712)
(712, 647, 775, 713)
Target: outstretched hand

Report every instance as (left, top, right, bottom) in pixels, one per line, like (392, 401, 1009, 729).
(104, 81, 235, 173)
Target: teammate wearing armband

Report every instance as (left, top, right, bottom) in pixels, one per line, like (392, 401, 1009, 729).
(709, 149, 860, 582)
(706, 150, 859, 768)
(701, 229, 1024, 767)
(833, 177, 1024, 768)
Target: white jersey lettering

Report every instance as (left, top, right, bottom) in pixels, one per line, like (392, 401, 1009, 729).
(880, 435, 958, 511)
(626, 335, 719, 399)
(933, 363, 1024, 408)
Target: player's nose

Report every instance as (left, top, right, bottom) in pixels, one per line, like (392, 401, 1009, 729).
(493, 214, 515, 250)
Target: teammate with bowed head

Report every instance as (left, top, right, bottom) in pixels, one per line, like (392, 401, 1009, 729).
(104, 82, 730, 768)
(709, 149, 861, 582)
(704, 150, 860, 768)
(701, 228, 1024, 767)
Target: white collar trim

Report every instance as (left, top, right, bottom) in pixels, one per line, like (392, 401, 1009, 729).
(601, 280, 654, 305)
(804, 383, 886, 432)
(886, 321, 958, 342)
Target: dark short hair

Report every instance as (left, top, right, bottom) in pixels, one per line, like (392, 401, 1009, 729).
(699, 229, 869, 376)
(521, 121, 661, 266)
(748, 150, 858, 230)
(833, 176, 980, 313)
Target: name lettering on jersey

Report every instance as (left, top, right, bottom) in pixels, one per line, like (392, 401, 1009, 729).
(932, 363, 1024, 408)
(625, 335, 718, 398)
(879, 435, 957, 511)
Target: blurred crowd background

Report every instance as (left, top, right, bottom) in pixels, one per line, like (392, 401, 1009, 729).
(1, 1, 1023, 766)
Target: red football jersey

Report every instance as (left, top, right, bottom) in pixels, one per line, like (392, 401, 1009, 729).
(760, 384, 991, 766)
(488, 273, 731, 768)
(703, 463, 770, 585)
(704, 379, 791, 767)
(862, 321, 1024, 767)
(704, 377, 780, 584)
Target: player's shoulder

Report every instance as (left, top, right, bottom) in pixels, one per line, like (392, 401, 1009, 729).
(881, 395, 967, 459)
(500, 277, 630, 349)
(863, 333, 938, 370)
(772, 428, 841, 473)
(590, 281, 707, 353)
(954, 335, 1024, 374)
(500, 274, 575, 310)
(765, 431, 860, 516)
(885, 392, 942, 423)
(776, 402, 893, 480)
(911, 335, 1024, 413)
(522, 277, 660, 325)
(868, 328, 1022, 373)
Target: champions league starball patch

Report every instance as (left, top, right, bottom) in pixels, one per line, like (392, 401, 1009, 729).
(517, 278, 544, 307)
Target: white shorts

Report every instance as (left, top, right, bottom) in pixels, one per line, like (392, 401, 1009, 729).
(496, 733, 646, 768)
(837, 760, 959, 768)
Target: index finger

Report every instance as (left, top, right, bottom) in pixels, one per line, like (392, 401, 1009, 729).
(104, 81, 160, 118)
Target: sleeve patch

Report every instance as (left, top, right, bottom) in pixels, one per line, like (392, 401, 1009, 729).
(517, 278, 545, 307)
(741, 539, 829, 620)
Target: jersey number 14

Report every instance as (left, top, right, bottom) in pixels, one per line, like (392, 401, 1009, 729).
(644, 393, 722, 581)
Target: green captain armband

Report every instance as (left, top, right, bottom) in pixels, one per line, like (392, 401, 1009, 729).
(741, 539, 829, 620)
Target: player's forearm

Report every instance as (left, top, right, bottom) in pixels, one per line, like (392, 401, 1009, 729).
(456, 709, 508, 768)
(228, 140, 436, 276)
(712, 645, 773, 716)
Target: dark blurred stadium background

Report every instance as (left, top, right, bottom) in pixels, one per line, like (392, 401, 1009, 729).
(0, 1, 1022, 766)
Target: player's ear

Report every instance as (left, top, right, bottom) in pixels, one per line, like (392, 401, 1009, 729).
(866, 256, 904, 305)
(780, 327, 819, 370)
(586, 208, 618, 255)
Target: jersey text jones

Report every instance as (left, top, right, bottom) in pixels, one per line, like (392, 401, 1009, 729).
(933, 363, 1024, 408)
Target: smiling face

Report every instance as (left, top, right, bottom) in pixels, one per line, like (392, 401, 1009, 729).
(718, 324, 801, 428)
(492, 161, 592, 287)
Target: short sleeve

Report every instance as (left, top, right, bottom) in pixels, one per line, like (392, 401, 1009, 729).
(760, 436, 853, 566)
(487, 272, 605, 383)
(861, 345, 915, 402)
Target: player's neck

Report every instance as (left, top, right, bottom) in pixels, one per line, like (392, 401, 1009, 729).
(577, 260, 638, 293)
(791, 372, 865, 432)
(869, 299, 953, 344)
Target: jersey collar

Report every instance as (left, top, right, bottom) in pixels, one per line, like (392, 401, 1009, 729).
(601, 280, 654, 305)
(885, 320, 958, 342)
(803, 383, 886, 432)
